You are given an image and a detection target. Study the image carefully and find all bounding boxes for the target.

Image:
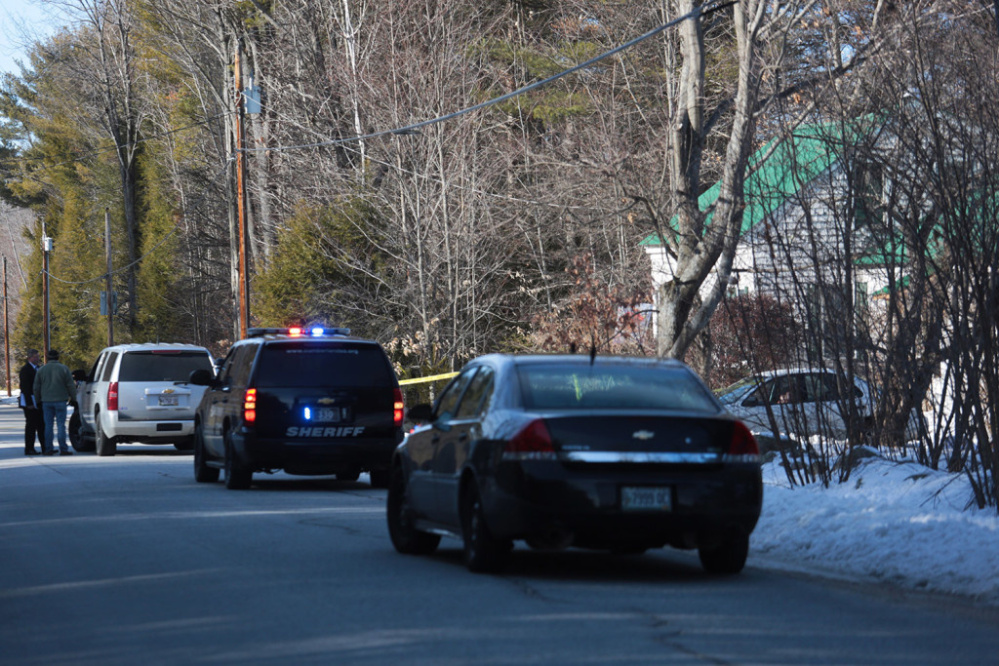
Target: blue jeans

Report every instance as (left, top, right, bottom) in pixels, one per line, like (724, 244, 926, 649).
(42, 402, 69, 454)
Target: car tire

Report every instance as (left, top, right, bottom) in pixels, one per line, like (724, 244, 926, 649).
(460, 482, 511, 573)
(69, 409, 86, 452)
(224, 431, 252, 490)
(95, 420, 116, 457)
(386, 465, 440, 555)
(194, 425, 220, 483)
(74, 427, 96, 453)
(368, 469, 390, 488)
(698, 532, 749, 575)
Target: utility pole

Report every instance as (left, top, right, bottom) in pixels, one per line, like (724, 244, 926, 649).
(234, 43, 250, 339)
(41, 224, 51, 357)
(105, 209, 114, 346)
(3, 256, 9, 397)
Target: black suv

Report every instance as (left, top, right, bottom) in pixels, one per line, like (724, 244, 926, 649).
(190, 327, 404, 489)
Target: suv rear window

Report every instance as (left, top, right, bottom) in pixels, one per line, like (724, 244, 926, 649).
(254, 341, 395, 388)
(118, 351, 213, 382)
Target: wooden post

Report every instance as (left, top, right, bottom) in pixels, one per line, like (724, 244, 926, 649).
(3, 256, 9, 397)
(235, 43, 250, 339)
(105, 209, 114, 346)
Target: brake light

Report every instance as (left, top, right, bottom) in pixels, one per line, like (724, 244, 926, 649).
(724, 421, 760, 462)
(502, 419, 556, 460)
(244, 388, 257, 424)
(107, 382, 119, 411)
(393, 388, 404, 427)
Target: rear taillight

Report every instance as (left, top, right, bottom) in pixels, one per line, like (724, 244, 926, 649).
(107, 382, 119, 411)
(724, 421, 760, 462)
(502, 419, 556, 460)
(243, 388, 257, 424)
(393, 388, 404, 427)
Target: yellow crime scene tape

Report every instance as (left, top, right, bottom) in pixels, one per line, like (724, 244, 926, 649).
(398, 372, 458, 386)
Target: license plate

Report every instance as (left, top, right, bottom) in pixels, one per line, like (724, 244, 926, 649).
(621, 486, 673, 512)
(313, 407, 344, 423)
(158, 395, 179, 406)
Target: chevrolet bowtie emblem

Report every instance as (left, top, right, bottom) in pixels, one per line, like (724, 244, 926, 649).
(162, 388, 175, 394)
(632, 430, 654, 440)
(317, 397, 337, 405)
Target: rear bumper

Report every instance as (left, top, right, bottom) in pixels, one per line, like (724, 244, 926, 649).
(232, 427, 402, 475)
(104, 413, 195, 442)
(482, 462, 762, 548)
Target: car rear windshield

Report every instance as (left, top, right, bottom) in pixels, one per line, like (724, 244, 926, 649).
(253, 341, 396, 388)
(516, 364, 719, 413)
(118, 350, 213, 382)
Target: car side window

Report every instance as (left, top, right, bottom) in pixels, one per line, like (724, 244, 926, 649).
(100, 352, 119, 382)
(743, 381, 772, 407)
(434, 369, 477, 421)
(86, 354, 104, 382)
(812, 373, 841, 402)
(226, 345, 256, 387)
(455, 367, 494, 419)
(216, 348, 239, 384)
(772, 376, 803, 405)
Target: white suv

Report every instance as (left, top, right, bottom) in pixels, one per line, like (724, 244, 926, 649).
(77, 343, 215, 456)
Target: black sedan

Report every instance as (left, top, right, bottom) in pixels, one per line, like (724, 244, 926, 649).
(387, 354, 763, 574)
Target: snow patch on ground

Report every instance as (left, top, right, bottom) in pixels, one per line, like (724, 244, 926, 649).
(753, 454, 999, 605)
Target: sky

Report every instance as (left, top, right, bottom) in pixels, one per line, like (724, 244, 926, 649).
(0, 0, 54, 77)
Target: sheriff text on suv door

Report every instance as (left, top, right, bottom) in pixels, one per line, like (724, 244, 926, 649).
(190, 327, 404, 490)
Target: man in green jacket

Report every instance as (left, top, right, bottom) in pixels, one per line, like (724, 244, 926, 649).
(33, 349, 77, 456)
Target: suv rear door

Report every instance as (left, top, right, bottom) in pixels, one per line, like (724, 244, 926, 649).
(250, 340, 398, 442)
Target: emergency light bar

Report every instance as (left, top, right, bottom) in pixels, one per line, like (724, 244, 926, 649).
(247, 326, 351, 338)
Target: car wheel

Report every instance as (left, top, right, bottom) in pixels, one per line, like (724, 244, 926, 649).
(386, 465, 440, 555)
(75, 433, 96, 453)
(194, 424, 220, 483)
(368, 469, 390, 488)
(698, 532, 749, 575)
(95, 420, 116, 457)
(224, 431, 252, 490)
(69, 410, 85, 452)
(460, 482, 511, 573)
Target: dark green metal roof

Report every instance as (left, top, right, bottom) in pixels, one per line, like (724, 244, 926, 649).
(640, 119, 877, 247)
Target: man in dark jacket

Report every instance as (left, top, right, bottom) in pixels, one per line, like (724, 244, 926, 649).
(33, 350, 77, 456)
(18, 349, 44, 456)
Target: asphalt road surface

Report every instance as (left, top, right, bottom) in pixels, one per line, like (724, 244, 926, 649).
(2, 403, 998, 665)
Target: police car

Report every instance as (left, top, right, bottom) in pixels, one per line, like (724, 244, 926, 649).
(189, 326, 404, 489)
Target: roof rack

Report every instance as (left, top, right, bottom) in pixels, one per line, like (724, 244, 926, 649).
(246, 326, 351, 339)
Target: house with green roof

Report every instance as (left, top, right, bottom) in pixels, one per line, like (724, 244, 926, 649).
(641, 117, 904, 336)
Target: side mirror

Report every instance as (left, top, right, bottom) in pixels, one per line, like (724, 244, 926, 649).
(189, 369, 215, 386)
(406, 403, 434, 424)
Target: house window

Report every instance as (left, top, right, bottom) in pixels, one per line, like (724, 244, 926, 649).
(854, 160, 885, 229)
(855, 281, 868, 312)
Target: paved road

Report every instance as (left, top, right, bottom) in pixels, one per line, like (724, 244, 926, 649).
(1, 402, 998, 665)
